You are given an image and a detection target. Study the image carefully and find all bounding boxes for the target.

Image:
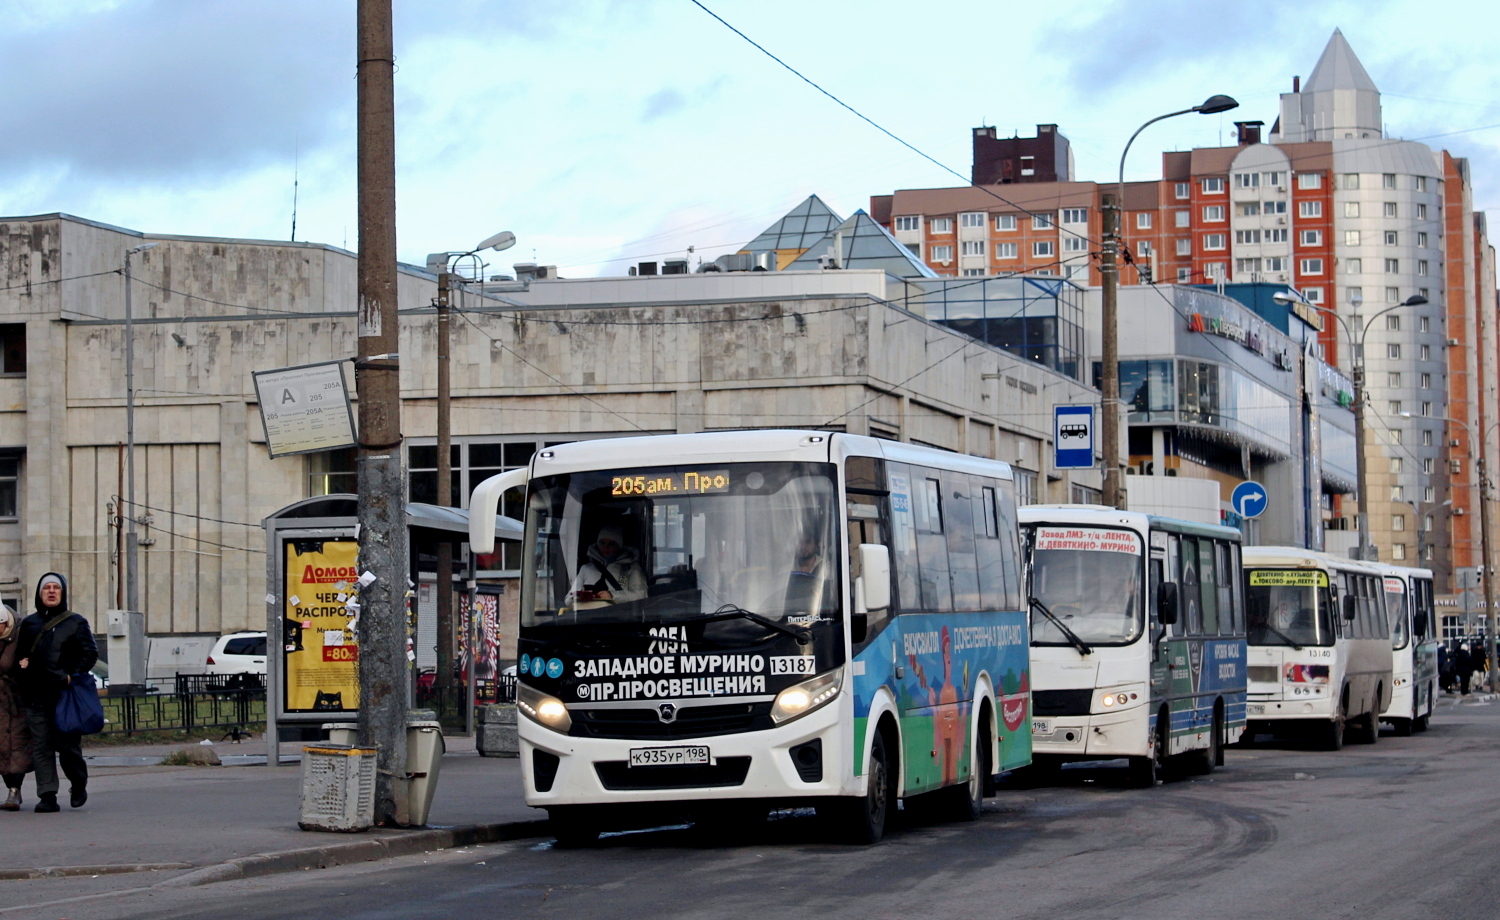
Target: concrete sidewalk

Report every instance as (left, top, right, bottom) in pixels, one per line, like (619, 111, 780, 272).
(0, 735, 545, 889)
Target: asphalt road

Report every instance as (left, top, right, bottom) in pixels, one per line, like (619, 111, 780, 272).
(23, 696, 1500, 920)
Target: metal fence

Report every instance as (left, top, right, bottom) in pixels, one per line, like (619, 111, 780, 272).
(101, 678, 266, 736)
(98, 671, 512, 736)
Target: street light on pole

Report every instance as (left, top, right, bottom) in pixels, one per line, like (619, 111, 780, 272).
(1101, 94, 1238, 509)
(1275, 290, 1427, 560)
(1402, 411, 1499, 692)
(433, 230, 516, 727)
(123, 241, 158, 616)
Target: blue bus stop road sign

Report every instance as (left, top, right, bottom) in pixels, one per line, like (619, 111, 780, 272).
(1054, 405, 1095, 470)
(1231, 481, 1268, 519)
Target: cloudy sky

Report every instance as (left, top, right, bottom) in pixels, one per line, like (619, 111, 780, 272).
(3, 0, 1497, 278)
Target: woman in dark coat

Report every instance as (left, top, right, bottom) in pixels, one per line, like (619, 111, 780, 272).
(16, 573, 96, 813)
(0, 605, 31, 810)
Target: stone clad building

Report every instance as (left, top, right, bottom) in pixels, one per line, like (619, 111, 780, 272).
(0, 212, 1100, 649)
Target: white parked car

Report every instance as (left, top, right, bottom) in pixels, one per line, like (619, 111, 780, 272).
(205, 632, 267, 678)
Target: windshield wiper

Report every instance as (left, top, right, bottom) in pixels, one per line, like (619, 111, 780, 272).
(1029, 597, 1092, 656)
(1259, 625, 1303, 651)
(676, 605, 813, 646)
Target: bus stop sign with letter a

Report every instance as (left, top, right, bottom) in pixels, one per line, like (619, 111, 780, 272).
(1054, 405, 1095, 470)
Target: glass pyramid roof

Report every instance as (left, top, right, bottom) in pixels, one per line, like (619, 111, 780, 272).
(742, 194, 844, 252)
(784, 210, 938, 278)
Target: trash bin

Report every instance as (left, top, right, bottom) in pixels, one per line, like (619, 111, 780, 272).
(299, 744, 377, 832)
(477, 704, 518, 757)
(322, 722, 358, 746)
(405, 717, 445, 826)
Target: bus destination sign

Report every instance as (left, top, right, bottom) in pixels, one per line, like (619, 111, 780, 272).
(1248, 569, 1329, 588)
(611, 469, 731, 497)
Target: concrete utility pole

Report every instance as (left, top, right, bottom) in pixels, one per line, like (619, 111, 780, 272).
(1099, 191, 1123, 509)
(435, 271, 455, 725)
(122, 242, 157, 616)
(1103, 94, 1238, 510)
(1481, 455, 1497, 691)
(354, 0, 410, 827)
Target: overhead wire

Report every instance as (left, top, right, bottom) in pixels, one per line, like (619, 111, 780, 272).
(688, 1, 1100, 247)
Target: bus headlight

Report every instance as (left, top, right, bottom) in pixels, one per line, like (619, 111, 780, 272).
(1093, 684, 1146, 713)
(771, 670, 842, 725)
(517, 682, 572, 733)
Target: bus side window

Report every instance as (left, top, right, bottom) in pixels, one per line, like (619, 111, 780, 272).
(1165, 534, 1182, 637)
(1180, 536, 1202, 635)
(1149, 557, 1166, 648)
(996, 479, 1024, 611)
(885, 462, 922, 615)
(972, 479, 1007, 611)
(943, 471, 981, 612)
(1216, 542, 1236, 635)
(845, 456, 888, 647)
(1198, 538, 1218, 634)
(912, 467, 953, 613)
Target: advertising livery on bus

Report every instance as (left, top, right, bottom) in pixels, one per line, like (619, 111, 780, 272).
(1377, 563, 1438, 735)
(468, 431, 1032, 845)
(1018, 506, 1247, 786)
(1242, 547, 1393, 749)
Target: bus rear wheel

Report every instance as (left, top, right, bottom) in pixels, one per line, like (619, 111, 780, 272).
(1187, 704, 1223, 775)
(945, 715, 991, 822)
(1352, 694, 1380, 745)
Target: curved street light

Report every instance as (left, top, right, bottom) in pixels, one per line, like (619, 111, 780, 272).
(1275, 290, 1427, 560)
(1400, 409, 1500, 691)
(1100, 95, 1240, 509)
(432, 231, 517, 728)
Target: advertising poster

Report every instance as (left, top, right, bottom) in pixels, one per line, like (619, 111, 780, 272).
(284, 539, 360, 712)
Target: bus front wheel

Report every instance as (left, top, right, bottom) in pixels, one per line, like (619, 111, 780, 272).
(548, 807, 601, 848)
(836, 728, 893, 844)
(1127, 710, 1169, 788)
(1352, 693, 1381, 745)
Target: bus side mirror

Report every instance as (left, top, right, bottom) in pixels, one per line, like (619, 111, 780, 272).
(850, 612, 869, 644)
(1157, 582, 1179, 626)
(1413, 611, 1428, 636)
(858, 544, 891, 611)
(1342, 595, 1358, 621)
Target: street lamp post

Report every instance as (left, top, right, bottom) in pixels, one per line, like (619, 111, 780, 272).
(1275, 291, 1427, 561)
(123, 241, 158, 615)
(1405, 412, 1500, 692)
(1101, 94, 1238, 509)
(433, 232, 515, 726)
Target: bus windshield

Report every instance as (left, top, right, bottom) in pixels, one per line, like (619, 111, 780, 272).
(1245, 569, 1335, 648)
(521, 462, 841, 655)
(1025, 526, 1144, 645)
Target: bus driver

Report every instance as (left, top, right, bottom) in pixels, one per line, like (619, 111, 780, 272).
(569, 525, 648, 606)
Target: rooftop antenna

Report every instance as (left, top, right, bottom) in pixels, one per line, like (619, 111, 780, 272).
(290, 133, 300, 242)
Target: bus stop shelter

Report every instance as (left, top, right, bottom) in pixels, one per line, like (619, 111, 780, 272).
(263, 495, 522, 761)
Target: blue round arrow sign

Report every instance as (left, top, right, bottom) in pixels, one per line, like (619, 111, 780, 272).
(1231, 481, 1268, 519)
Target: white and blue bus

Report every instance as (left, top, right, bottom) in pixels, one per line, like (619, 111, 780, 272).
(1018, 506, 1247, 786)
(1243, 547, 1393, 749)
(1377, 563, 1438, 735)
(468, 431, 1032, 844)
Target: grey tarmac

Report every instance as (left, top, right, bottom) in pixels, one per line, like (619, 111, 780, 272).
(9, 695, 1498, 920)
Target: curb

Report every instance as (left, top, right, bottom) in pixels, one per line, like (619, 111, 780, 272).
(0, 863, 194, 880)
(154, 818, 551, 889)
